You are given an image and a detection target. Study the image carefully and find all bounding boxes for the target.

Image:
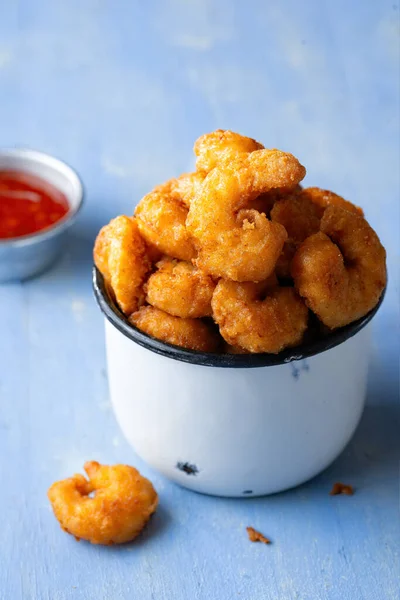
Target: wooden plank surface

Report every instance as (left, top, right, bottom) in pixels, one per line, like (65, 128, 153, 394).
(0, 1, 399, 598)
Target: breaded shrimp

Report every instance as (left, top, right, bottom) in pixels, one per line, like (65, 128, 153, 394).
(212, 279, 308, 353)
(135, 181, 196, 262)
(130, 306, 221, 352)
(271, 192, 323, 279)
(187, 150, 306, 281)
(146, 257, 216, 318)
(93, 226, 111, 281)
(93, 216, 151, 315)
(170, 131, 265, 208)
(170, 171, 206, 207)
(291, 206, 386, 328)
(48, 461, 158, 545)
(194, 129, 264, 172)
(271, 192, 323, 243)
(247, 185, 303, 215)
(303, 187, 363, 216)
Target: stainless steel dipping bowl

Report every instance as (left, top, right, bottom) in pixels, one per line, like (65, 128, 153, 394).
(0, 149, 83, 282)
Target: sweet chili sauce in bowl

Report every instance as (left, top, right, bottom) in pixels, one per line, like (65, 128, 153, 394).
(0, 170, 70, 239)
(0, 149, 83, 282)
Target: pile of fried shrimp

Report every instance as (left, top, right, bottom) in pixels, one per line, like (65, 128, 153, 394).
(94, 129, 387, 355)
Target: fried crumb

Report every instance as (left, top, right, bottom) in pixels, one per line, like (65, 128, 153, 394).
(242, 219, 255, 230)
(246, 526, 271, 544)
(330, 482, 354, 496)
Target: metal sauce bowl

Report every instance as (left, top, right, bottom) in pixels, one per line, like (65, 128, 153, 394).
(0, 149, 84, 282)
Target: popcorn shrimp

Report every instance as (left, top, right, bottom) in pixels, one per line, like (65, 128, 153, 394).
(187, 150, 306, 281)
(271, 192, 323, 279)
(304, 187, 363, 216)
(48, 461, 158, 545)
(291, 206, 386, 328)
(135, 181, 196, 262)
(212, 279, 308, 353)
(170, 171, 206, 207)
(130, 306, 221, 352)
(146, 257, 216, 318)
(94, 216, 151, 315)
(194, 129, 264, 172)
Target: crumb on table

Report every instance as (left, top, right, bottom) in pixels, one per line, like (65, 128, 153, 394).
(246, 526, 271, 544)
(330, 482, 354, 496)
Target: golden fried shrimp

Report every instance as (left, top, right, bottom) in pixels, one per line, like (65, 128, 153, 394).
(194, 129, 264, 172)
(48, 461, 158, 545)
(271, 193, 323, 242)
(271, 192, 323, 278)
(130, 306, 221, 352)
(169, 171, 206, 207)
(146, 257, 216, 318)
(94, 216, 150, 315)
(304, 187, 363, 216)
(246, 193, 277, 215)
(212, 279, 308, 353)
(291, 206, 386, 329)
(135, 181, 196, 262)
(187, 150, 306, 281)
(274, 242, 298, 280)
(247, 185, 304, 215)
(93, 226, 110, 281)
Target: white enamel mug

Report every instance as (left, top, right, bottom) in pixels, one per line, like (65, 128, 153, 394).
(93, 268, 384, 498)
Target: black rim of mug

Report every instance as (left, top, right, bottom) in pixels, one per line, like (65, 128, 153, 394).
(93, 266, 385, 369)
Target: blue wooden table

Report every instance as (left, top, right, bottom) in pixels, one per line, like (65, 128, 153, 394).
(1, 2, 399, 599)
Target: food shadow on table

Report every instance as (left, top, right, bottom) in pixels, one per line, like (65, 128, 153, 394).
(87, 504, 171, 554)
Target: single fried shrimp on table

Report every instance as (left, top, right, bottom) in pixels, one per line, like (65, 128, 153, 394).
(93, 215, 151, 315)
(130, 305, 221, 352)
(212, 278, 308, 354)
(187, 149, 306, 281)
(146, 257, 216, 318)
(291, 206, 387, 329)
(48, 461, 158, 545)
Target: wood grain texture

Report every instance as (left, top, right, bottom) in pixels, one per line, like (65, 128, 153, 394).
(0, 0, 399, 598)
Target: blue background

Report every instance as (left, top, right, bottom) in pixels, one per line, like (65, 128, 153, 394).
(0, 1, 399, 599)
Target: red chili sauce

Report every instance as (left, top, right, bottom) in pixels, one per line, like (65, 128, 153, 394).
(0, 170, 69, 239)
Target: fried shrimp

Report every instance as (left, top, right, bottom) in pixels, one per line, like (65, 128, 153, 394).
(194, 129, 264, 172)
(48, 461, 158, 545)
(291, 206, 386, 328)
(271, 192, 323, 242)
(146, 257, 216, 318)
(93, 129, 387, 355)
(270, 187, 360, 279)
(93, 226, 111, 281)
(271, 192, 323, 278)
(130, 306, 221, 351)
(135, 181, 196, 261)
(304, 187, 363, 216)
(187, 150, 306, 281)
(94, 216, 150, 315)
(170, 171, 206, 207)
(212, 279, 308, 353)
